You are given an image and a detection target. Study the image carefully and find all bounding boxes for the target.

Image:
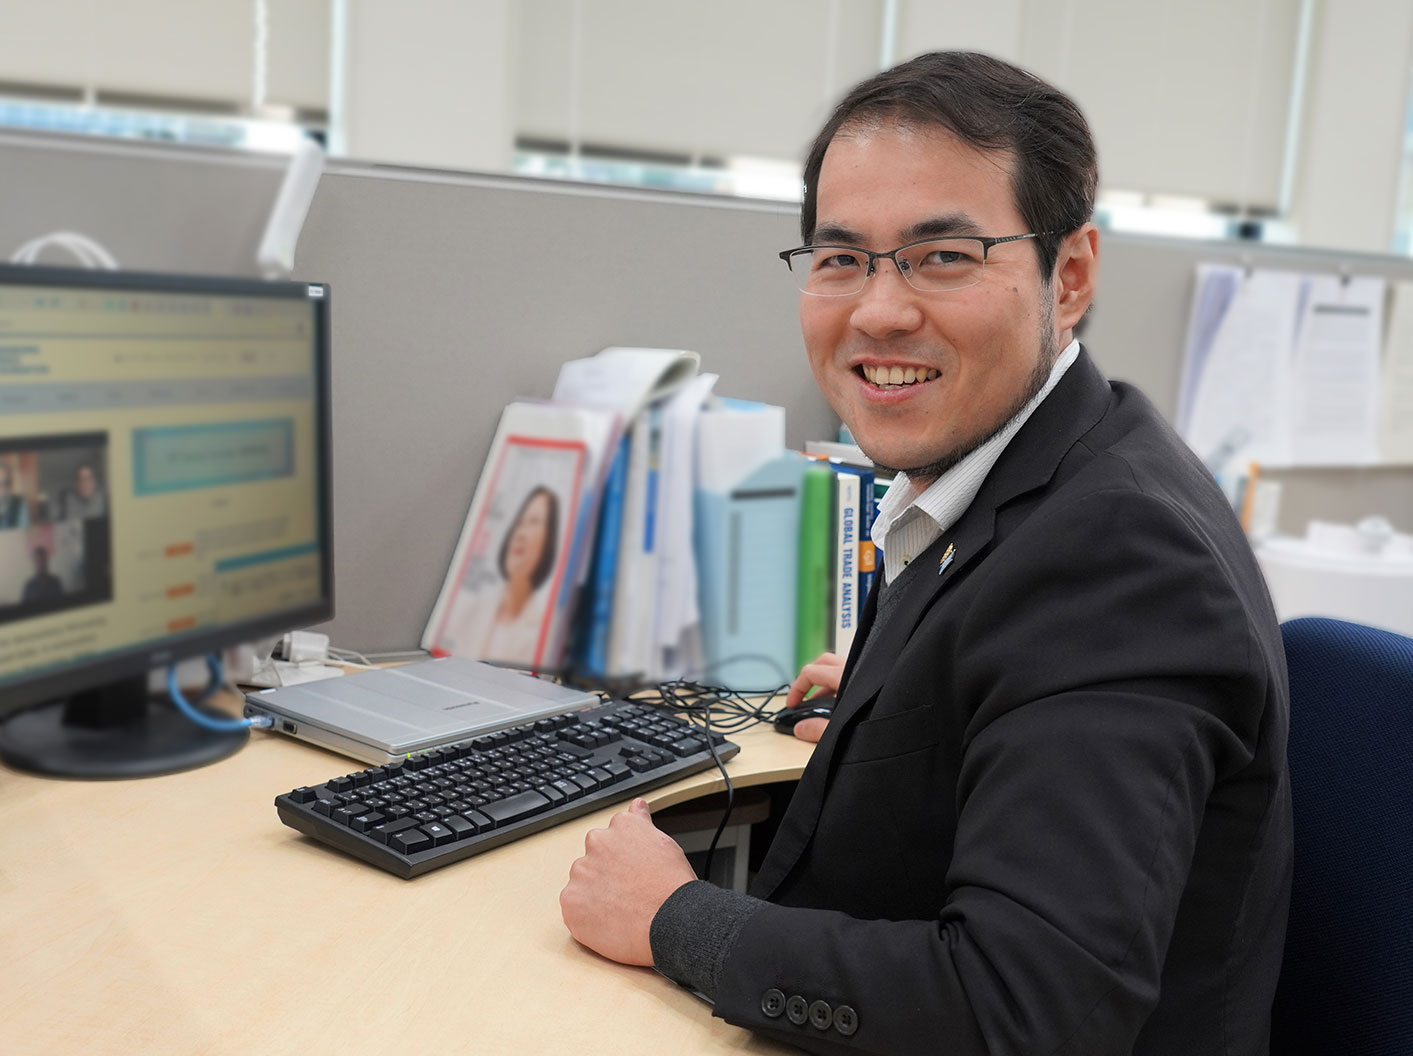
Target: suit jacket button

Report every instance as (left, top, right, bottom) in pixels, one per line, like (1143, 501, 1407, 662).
(786, 994, 810, 1025)
(808, 999, 833, 1030)
(833, 1004, 859, 1036)
(760, 988, 785, 1018)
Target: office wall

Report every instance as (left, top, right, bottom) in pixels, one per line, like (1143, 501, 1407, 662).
(0, 0, 329, 111)
(8, 1, 1413, 253)
(338, 0, 517, 171)
(1, 130, 1410, 652)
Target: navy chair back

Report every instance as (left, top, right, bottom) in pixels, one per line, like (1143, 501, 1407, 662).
(1271, 617, 1413, 1055)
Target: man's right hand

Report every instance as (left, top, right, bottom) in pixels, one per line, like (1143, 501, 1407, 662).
(784, 652, 846, 743)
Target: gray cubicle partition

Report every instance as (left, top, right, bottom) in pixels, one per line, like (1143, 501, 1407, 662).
(3, 129, 1410, 651)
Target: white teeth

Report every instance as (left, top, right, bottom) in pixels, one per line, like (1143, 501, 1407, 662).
(862, 364, 937, 387)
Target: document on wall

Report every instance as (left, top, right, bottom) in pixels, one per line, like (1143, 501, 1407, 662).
(1177, 265, 1303, 468)
(1287, 275, 1385, 466)
(1376, 281, 1413, 463)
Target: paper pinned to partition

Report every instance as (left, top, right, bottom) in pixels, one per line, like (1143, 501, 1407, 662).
(1177, 265, 1302, 468)
(1377, 281, 1413, 463)
(1287, 275, 1385, 466)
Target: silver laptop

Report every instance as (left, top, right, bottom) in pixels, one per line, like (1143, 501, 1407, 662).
(242, 656, 600, 764)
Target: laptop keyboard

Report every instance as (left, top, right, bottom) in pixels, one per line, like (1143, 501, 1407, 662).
(274, 699, 737, 878)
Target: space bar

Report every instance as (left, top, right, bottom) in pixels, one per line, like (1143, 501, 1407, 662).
(479, 791, 553, 827)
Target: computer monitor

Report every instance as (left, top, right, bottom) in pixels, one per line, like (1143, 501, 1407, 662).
(0, 264, 333, 778)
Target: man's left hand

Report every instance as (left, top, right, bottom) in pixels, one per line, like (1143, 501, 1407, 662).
(560, 798, 697, 965)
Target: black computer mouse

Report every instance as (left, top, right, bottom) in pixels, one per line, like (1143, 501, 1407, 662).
(772, 696, 836, 733)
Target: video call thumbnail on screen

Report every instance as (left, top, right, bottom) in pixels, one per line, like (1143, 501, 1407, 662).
(0, 432, 114, 624)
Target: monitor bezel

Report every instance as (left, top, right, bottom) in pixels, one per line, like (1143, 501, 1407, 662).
(0, 262, 335, 715)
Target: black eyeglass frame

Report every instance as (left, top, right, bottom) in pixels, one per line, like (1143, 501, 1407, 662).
(777, 232, 1050, 294)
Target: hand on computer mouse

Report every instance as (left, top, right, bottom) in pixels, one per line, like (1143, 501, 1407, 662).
(777, 652, 844, 742)
(768, 698, 830, 729)
(786, 652, 845, 709)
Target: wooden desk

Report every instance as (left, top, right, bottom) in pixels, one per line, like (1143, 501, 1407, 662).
(2, 699, 814, 1055)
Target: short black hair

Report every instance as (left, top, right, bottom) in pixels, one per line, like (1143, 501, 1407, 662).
(801, 51, 1098, 280)
(497, 485, 560, 592)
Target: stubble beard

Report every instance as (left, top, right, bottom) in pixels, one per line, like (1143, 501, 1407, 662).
(868, 301, 1061, 483)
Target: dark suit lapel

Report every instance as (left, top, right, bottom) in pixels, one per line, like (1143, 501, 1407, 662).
(752, 347, 1114, 900)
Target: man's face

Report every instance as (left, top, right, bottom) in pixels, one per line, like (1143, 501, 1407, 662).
(76, 466, 96, 499)
(802, 121, 1064, 485)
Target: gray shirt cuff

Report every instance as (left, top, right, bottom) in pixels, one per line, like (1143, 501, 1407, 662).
(649, 880, 767, 1000)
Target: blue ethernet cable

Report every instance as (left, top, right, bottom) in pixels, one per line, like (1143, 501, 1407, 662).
(166, 654, 272, 732)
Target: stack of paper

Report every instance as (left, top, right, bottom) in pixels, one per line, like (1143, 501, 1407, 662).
(554, 348, 715, 684)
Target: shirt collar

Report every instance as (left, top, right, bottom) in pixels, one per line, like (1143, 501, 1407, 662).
(872, 338, 1080, 563)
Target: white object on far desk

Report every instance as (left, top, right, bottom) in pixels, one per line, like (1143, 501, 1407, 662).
(1255, 519, 1413, 637)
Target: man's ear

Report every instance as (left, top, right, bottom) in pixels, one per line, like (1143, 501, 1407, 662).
(1052, 224, 1099, 336)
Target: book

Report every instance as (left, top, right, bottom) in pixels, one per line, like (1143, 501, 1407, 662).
(829, 461, 877, 606)
(794, 463, 835, 671)
(572, 433, 631, 676)
(832, 470, 861, 657)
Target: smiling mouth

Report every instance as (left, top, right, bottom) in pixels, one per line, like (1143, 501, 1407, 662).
(857, 364, 941, 388)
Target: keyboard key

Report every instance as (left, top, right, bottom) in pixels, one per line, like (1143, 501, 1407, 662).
(458, 810, 493, 834)
(326, 776, 355, 793)
(351, 812, 386, 833)
(479, 790, 552, 828)
(549, 778, 582, 802)
(422, 822, 455, 847)
(389, 828, 432, 854)
(370, 817, 419, 845)
(332, 803, 369, 825)
(441, 815, 476, 840)
(312, 795, 339, 816)
(288, 786, 317, 803)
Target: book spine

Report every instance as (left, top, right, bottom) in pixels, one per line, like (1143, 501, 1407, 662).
(608, 421, 649, 676)
(832, 471, 861, 657)
(578, 434, 630, 675)
(794, 464, 834, 671)
(850, 467, 877, 603)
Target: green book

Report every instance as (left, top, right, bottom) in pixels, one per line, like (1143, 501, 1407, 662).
(795, 463, 835, 671)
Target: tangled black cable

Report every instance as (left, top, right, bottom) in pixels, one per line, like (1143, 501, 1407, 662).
(625, 679, 791, 885)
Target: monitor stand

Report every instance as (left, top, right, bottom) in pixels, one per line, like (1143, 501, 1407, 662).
(0, 674, 248, 779)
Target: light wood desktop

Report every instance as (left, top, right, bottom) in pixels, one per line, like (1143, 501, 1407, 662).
(3, 692, 815, 1055)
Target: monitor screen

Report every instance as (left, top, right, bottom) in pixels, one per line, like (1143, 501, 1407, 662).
(0, 264, 332, 776)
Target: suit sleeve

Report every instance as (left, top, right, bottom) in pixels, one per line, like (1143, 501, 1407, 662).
(709, 487, 1274, 1054)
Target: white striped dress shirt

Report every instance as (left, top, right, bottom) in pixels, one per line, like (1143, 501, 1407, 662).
(872, 339, 1081, 584)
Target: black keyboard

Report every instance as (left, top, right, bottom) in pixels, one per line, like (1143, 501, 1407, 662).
(274, 700, 738, 878)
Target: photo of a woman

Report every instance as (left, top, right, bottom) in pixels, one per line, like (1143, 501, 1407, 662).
(479, 485, 559, 662)
(425, 421, 591, 670)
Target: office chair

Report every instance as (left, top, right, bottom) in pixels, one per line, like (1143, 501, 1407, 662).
(1270, 617, 1413, 1055)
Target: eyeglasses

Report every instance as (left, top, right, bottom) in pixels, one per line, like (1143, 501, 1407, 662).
(778, 233, 1045, 296)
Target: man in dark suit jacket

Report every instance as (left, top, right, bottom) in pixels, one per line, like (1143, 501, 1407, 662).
(560, 52, 1292, 1055)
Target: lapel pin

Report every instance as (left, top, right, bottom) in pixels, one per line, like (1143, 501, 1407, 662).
(938, 543, 956, 575)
